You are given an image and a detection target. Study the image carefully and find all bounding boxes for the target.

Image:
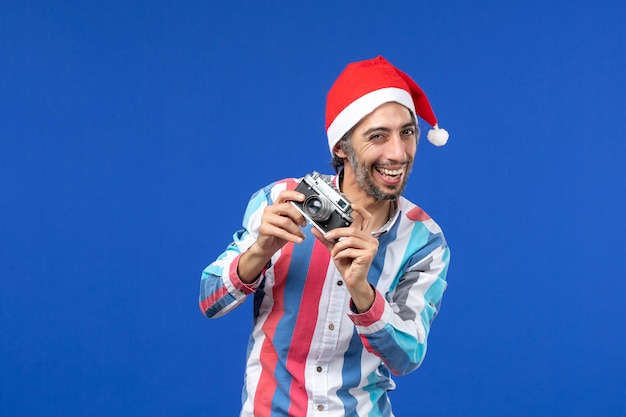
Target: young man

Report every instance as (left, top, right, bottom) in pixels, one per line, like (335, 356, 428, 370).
(200, 56, 450, 417)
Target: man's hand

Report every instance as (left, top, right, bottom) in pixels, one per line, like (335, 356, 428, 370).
(238, 190, 307, 283)
(311, 204, 379, 312)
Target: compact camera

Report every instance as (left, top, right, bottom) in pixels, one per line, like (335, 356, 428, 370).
(291, 172, 354, 236)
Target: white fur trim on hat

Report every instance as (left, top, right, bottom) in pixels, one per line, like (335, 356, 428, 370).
(326, 87, 415, 154)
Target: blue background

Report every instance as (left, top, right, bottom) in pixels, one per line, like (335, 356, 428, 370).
(2, 1, 625, 416)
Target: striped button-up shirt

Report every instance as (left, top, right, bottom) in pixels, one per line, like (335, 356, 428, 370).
(200, 174, 450, 417)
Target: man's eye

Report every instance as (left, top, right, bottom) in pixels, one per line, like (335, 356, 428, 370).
(402, 129, 415, 136)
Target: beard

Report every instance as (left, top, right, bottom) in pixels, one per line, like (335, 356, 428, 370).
(343, 142, 413, 201)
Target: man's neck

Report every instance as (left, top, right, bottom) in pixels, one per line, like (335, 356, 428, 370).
(338, 168, 394, 232)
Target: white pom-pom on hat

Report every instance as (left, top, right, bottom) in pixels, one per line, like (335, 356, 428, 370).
(427, 125, 449, 146)
(326, 56, 449, 155)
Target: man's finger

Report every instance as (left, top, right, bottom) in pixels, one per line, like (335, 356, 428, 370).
(311, 227, 335, 252)
(349, 204, 373, 232)
(276, 190, 305, 204)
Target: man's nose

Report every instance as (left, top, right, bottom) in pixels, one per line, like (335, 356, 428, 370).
(385, 134, 407, 161)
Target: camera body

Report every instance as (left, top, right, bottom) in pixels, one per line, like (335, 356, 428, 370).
(291, 172, 353, 236)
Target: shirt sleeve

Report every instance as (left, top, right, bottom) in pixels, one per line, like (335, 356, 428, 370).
(348, 229, 450, 376)
(198, 183, 276, 318)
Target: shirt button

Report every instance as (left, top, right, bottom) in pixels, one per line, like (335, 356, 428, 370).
(317, 405, 324, 411)
(337, 280, 343, 286)
(316, 366, 322, 372)
(328, 323, 335, 330)
(354, 320, 361, 325)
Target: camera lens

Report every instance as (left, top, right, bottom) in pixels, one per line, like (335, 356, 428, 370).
(303, 196, 333, 221)
(307, 199, 322, 214)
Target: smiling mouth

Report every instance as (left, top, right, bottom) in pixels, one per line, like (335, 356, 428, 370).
(376, 166, 404, 179)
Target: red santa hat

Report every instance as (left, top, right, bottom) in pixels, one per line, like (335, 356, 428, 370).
(325, 56, 449, 155)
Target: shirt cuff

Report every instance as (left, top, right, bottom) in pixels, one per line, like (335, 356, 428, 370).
(227, 254, 264, 295)
(348, 287, 386, 330)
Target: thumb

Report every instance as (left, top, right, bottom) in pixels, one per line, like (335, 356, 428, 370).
(311, 227, 334, 252)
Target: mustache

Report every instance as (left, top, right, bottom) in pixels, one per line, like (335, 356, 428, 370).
(374, 160, 412, 168)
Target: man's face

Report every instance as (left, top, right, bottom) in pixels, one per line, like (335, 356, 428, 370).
(339, 102, 418, 201)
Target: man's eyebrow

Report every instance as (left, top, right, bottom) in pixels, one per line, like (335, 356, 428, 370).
(362, 126, 391, 136)
(362, 122, 417, 136)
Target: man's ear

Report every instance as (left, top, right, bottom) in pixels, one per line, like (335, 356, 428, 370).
(333, 143, 347, 158)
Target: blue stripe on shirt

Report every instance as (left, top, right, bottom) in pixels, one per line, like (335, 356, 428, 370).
(340, 329, 363, 416)
(242, 186, 272, 228)
(270, 228, 316, 413)
(387, 222, 431, 293)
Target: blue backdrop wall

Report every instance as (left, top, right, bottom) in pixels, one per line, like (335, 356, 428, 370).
(1, 1, 625, 416)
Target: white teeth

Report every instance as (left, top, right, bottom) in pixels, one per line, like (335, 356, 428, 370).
(377, 167, 404, 176)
